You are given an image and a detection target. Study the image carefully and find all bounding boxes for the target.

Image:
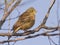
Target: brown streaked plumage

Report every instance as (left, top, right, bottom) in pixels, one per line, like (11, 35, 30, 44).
(13, 7, 37, 33)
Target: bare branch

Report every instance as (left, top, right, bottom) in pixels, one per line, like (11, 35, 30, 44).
(0, 33, 59, 44)
(4, 0, 8, 13)
(0, 0, 22, 29)
(0, 29, 57, 36)
(7, 0, 15, 8)
(2, 0, 21, 21)
(48, 37, 57, 45)
(43, 26, 58, 30)
(33, 0, 56, 32)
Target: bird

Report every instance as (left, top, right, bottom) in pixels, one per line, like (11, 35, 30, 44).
(12, 7, 37, 33)
(8, 7, 37, 40)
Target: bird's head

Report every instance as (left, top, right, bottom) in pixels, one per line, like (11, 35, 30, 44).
(27, 7, 37, 15)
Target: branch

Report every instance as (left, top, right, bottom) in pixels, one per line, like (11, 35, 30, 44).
(0, 0, 22, 29)
(7, 0, 15, 8)
(33, 0, 56, 32)
(0, 33, 59, 44)
(4, 0, 8, 13)
(0, 29, 57, 36)
(43, 26, 58, 30)
(0, 28, 58, 43)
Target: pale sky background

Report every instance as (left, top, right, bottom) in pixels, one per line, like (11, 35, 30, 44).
(0, 0, 60, 45)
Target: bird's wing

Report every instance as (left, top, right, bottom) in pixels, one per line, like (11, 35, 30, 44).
(12, 20, 21, 30)
(12, 12, 35, 32)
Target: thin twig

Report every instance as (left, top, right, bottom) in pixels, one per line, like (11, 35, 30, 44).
(4, 0, 8, 14)
(0, 0, 22, 28)
(7, 0, 15, 8)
